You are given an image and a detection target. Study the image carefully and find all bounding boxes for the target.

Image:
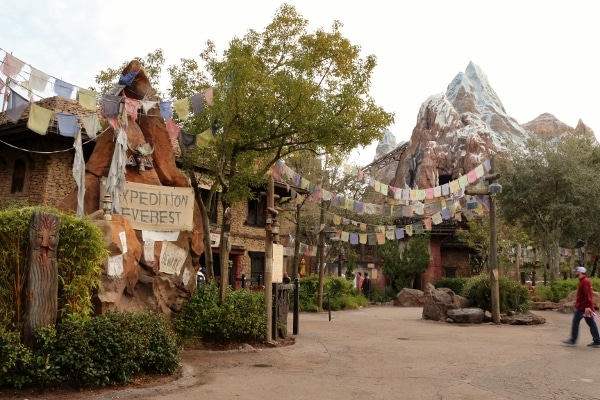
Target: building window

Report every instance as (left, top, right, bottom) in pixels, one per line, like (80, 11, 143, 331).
(246, 195, 266, 226)
(443, 266, 457, 278)
(249, 251, 265, 286)
(11, 160, 25, 193)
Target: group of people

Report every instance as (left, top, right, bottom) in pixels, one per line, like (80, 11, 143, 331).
(354, 271, 371, 300)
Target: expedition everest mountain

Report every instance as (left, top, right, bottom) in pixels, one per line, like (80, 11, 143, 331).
(371, 61, 595, 190)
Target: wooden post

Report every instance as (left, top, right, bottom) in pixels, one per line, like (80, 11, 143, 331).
(24, 211, 61, 348)
(264, 174, 274, 342)
(317, 201, 326, 310)
(465, 160, 501, 324)
(489, 187, 501, 323)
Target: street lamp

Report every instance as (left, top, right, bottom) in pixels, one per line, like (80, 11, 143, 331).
(465, 163, 502, 324)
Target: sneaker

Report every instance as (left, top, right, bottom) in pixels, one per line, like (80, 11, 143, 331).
(587, 342, 600, 348)
(562, 339, 576, 346)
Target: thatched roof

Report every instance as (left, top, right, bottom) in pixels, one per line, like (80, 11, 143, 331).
(0, 96, 100, 141)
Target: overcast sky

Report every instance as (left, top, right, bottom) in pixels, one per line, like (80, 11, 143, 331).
(2, 0, 598, 166)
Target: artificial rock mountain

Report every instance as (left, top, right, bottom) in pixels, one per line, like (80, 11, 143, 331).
(60, 61, 204, 317)
(385, 61, 595, 190)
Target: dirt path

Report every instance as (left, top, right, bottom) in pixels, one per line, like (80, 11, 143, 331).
(7, 306, 600, 400)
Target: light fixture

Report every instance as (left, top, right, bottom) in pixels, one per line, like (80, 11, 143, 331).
(103, 194, 113, 221)
(488, 182, 502, 194)
(467, 197, 479, 210)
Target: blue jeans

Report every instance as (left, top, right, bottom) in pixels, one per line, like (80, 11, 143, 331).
(570, 309, 600, 344)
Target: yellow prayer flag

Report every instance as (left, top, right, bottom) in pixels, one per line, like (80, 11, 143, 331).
(78, 88, 98, 111)
(173, 98, 190, 120)
(27, 103, 53, 135)
(197, 128, 215, 148)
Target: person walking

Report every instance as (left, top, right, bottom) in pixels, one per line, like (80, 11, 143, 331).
(562, 266, 600, 348)
(362, 272, 371, 301)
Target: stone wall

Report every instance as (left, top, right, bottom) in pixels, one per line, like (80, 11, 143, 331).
(441, 248, 471, 277)
(210, 197, 295, 277)
(0, 136, 77, 207)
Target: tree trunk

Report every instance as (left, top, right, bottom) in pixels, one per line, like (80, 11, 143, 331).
(515, 246, 521, 282)
(219, 200, 231, 304)
(24, 211, 61, 349)
(189, 172, 214, 279)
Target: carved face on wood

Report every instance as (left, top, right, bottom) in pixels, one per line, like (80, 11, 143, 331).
(30, 212, 60, 257)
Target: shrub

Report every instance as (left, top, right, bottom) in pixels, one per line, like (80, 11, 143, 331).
(370, 286, 396, 303)
(297, 275, 368, 311)
(462, 275, 531, 313)
(0, 311, 181, 390)
(0, 206, 106, 332)
(173, 282, 266, 344)
(0, 327, 33, 389)
(58, 311, 180, 387)
(435, 277, 469, 295)
(532, 285, 553, 302)
(550, 279, 578, 302)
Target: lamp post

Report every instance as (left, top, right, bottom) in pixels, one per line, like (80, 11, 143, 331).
(465, 159, 502, 324)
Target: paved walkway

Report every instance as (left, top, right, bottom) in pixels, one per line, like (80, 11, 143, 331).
(81, 306, 600, 400)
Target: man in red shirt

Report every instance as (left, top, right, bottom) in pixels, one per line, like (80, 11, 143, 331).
(562, 266, 600, 347)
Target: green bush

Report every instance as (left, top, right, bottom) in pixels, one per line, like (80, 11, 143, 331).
(550, 279, 578, 302)
(532, 285, 552, 302)
(0, 327, 33, 389)
(173, 282, 266, 344)
(296, 275, 368, 311)
(435, 277, 469, 295)
(462, 275, 531, 313)
(0, 311, 181, 390)
(0, 206, 106, 332)
(370, 286, 396, 303)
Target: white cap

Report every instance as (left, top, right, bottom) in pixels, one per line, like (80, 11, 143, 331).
(574, 266, 586, 274)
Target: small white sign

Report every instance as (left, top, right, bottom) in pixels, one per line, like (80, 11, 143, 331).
(119, 231, 128, 254)
(108, 254, 124, 277)
(159, 241, 187, 275)
(143, 239, 155, 262)
(210, 233, 220, 247)
(273, 243, 284, 283)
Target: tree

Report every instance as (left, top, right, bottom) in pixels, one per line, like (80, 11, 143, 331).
(169, 4, 393, 303)
(498, 136, 600, 277)
(458, 216, 534, 278)
(378, 234, 430, 292)
(94, 5, 393, 330)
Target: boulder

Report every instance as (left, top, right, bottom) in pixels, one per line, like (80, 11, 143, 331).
(559, 289, 600, 313)
(446, 308, 485, 324)
(500, 313, 546, 325)
(531, 301, 560, 311)
(394, 288, 425, 307)
(422, 283, 470, 321)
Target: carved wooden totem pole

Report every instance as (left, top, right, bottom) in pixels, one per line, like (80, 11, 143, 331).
(24, 211, 61, 348)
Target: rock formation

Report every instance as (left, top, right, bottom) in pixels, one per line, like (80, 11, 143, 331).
(370, 129, 404, 183)
(60, 60, 204, 317)
(522, 113, 595, 143)
(388, 61, 595, 190)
